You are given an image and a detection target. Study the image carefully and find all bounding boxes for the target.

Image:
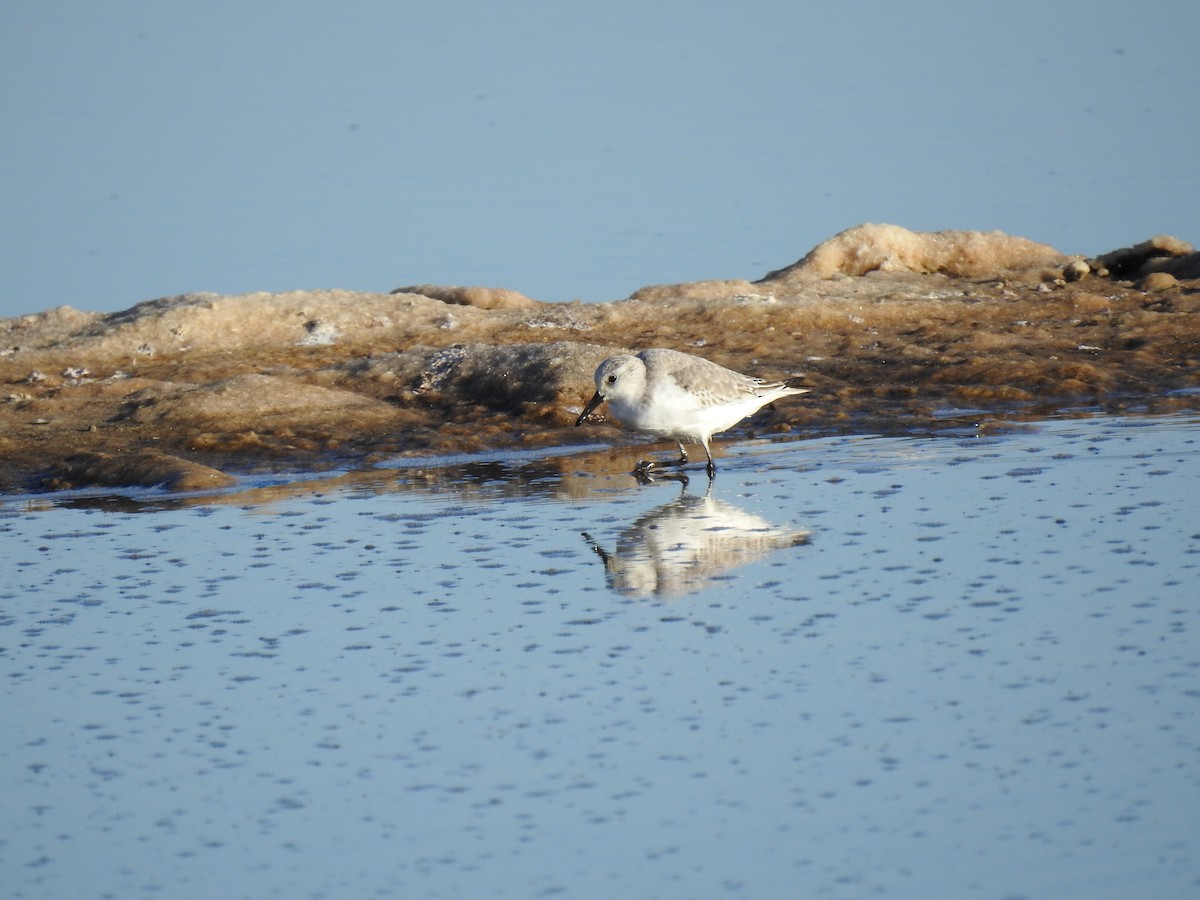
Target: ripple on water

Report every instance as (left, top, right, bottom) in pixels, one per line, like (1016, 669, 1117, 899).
(0, 413, 1197, 898)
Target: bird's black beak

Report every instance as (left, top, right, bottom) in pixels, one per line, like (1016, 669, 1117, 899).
(575, 392, 604, 426)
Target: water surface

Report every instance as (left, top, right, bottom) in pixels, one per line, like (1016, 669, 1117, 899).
(4, 2, 1198, 317)
(2, 413, 1198, 898)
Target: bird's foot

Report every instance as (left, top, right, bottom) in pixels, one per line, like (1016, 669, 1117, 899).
(634, 453, 688, 471)
(632, 459, 689, 486)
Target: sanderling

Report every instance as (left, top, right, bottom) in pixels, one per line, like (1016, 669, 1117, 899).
(575, 348, 808, 478)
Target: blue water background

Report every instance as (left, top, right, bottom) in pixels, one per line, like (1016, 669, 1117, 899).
(2, 0, 1198, 318)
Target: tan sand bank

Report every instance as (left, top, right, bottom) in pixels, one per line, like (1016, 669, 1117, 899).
(2, 224, 1197, 494)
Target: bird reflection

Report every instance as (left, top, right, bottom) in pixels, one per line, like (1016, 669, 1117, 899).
(583, 485, 811, 598)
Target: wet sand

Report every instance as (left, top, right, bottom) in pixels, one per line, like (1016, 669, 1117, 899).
(2, 224, 1197, 494)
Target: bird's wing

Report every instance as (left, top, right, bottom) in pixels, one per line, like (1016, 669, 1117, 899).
(643, 350, 763, 404)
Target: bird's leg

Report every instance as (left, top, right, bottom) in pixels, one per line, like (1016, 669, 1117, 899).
(702, 442, 716, 479)
(581, 532, 613, 566)
(632, 466, 689, 487)
(674, 442, 690, 468)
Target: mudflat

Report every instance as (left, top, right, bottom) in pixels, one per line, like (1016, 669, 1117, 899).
(2, 224, 1197, 494)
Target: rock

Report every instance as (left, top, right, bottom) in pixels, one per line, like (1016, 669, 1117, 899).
(393, 284, 540, 310)
(757, 223, 1063, 282)
(38, 450, 236, 492)
(118, 373, 401, 432)
(1143, 252, 1200, 280)
(0, 305, 102, 350)
(1091, 235, 1196, 279)
(4, 290, 491, 362)
(1138, 272, 1178, 293)
(1063, 258, 1091, 282)
(628, 279, 757, 303)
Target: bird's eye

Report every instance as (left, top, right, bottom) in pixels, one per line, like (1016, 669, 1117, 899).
(606, 374, 617, 384)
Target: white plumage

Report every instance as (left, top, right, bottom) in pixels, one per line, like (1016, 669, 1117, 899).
(575, 348, 808, 477)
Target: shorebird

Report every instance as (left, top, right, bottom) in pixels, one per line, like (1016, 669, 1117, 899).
(575, 348, 808, 478)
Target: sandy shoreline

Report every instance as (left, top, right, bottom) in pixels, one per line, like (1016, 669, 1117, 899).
(2, 224, 1197, 495)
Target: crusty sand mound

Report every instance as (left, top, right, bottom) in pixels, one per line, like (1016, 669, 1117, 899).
(759, 223, 1064, 281)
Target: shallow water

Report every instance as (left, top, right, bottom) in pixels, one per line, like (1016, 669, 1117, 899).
(3, 413, 1198, 899)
